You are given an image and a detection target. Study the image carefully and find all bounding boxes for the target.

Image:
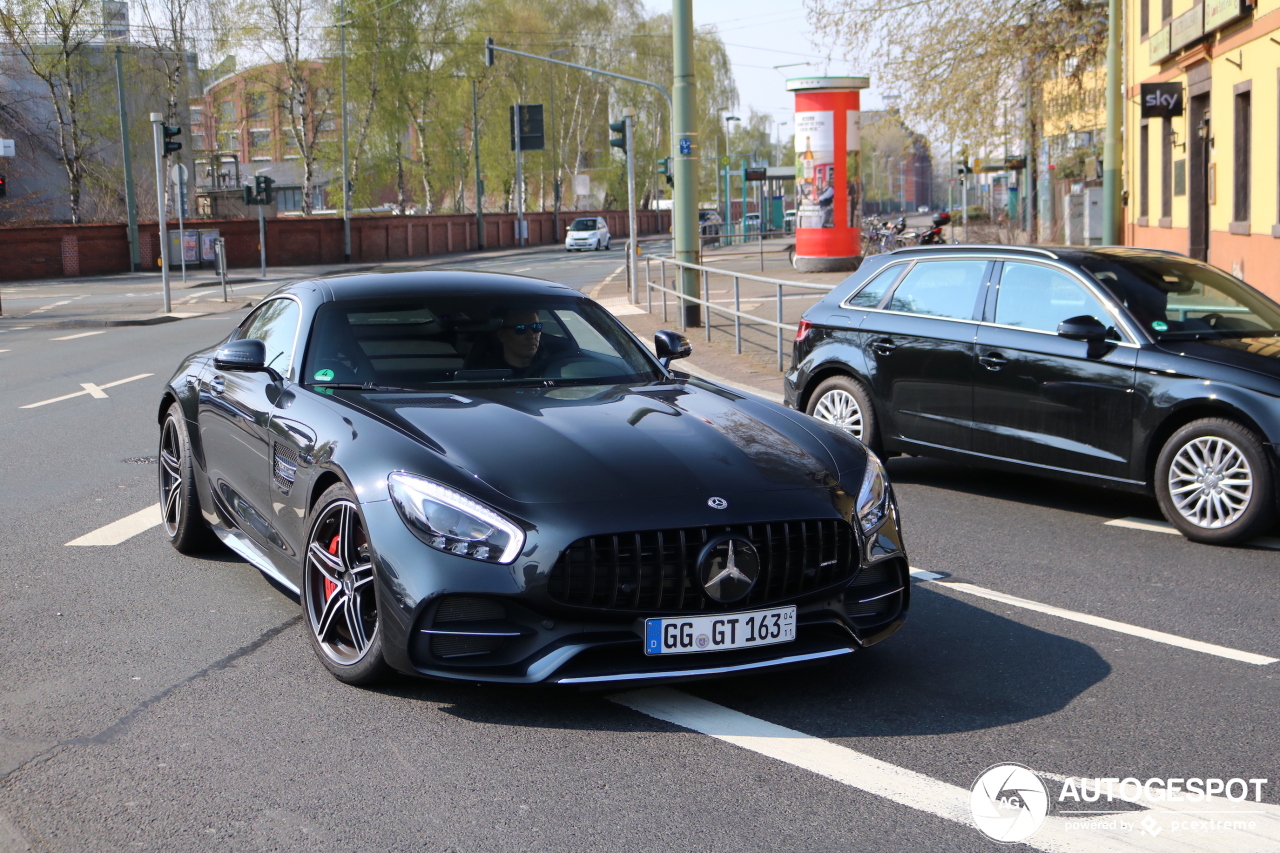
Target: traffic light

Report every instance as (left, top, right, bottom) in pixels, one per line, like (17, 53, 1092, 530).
(243, 184, 255, 206)
(484, 37, 495, 67)
(657, 157, 672, 187)
(0, 174, 6, 198)
(163, 125, 182, 156)
(255, 175, 276, 205)
(609, 119, 628, 154)
(956, 159, 971, 177)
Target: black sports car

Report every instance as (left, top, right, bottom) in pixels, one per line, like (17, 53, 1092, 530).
(786, 246, 1280, 545)
(158, 272, 909, 685)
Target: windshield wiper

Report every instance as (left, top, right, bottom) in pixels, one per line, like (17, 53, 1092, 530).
(311, 382, 425, 393)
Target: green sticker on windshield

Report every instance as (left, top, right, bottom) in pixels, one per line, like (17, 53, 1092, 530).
(1151, 320, 1169, 332)
(314, 368, 335, 382)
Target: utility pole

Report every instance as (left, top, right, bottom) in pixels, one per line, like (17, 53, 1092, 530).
(513, 105, 525, 247)
(114, 47, 140, 272)
(549, 47, 568, 242)
(472, 79, 484, 250)
(1102, 0, 1122, 244)
(622, 112, 638, 302)
(339, 0, 351, 261)
(672, 0, 700, 326)
(150, 113, 171, 313)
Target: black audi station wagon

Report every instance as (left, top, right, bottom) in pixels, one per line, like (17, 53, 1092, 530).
(159, 272, 910, 686)
(785, 246, 1280, 545)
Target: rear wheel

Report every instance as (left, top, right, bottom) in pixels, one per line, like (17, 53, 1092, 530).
(1155, 418, 1275, 545)
(159, 402, 215, 553)
(805, 375, 881, 455)
(303, 483, 390, 685)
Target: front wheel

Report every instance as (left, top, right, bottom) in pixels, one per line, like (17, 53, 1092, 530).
(805, 375, 881, 455)
(303, 483, 391, 685)
(159, 402, 215, 553)
(1155, 418, 1275, 545)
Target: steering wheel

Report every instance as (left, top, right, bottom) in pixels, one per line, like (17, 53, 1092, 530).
(541, 352, 599, 378)
(1200, 312, 1224, 329)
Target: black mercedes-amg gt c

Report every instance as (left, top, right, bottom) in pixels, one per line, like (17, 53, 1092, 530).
(157, 271, 909, 686)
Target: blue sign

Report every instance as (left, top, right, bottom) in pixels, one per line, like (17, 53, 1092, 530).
(678, 138, 692, 155)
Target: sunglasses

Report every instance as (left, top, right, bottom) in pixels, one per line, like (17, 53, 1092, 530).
(502, 322, 543, 335)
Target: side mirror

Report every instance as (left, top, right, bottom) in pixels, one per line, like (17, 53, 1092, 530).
(214, 338, 267, 371)
(1057, 315, 1109, 342)
(655, 330, 692, 368)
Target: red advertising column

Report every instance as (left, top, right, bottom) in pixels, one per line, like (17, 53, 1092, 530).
(786, 76, 870, 272)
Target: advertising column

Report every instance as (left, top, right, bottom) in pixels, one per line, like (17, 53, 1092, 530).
(786, 76, 870, 272)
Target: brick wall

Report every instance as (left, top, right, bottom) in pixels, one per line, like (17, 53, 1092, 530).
(0, 209, 671, 282)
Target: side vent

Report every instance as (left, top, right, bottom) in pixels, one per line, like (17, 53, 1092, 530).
(272, 444, 300, 493)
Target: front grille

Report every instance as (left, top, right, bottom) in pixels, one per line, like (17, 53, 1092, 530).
(429, 596, 510, 659)
(548, 520, 856, 613)
(435, 597, 505, 623)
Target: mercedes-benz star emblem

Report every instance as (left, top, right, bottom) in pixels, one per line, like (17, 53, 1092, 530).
(697, 534, 760, 603)
(707, 496, 728, 509)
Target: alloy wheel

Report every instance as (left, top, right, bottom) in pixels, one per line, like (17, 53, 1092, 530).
(1167, 436, 1254, 529)
(159, 417, 184, 538)
(305, 500, 378, 665)
(813, 389, 865, 440)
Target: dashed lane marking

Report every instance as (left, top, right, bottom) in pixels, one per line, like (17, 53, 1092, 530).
(1105, 516, 1280, 550)
(65, 503, 161, 546)
(50, 330, 106, 341)
(20, 373, 154, 409)
(914, 576, 1277, 665)
(611, 688, 1278, 851)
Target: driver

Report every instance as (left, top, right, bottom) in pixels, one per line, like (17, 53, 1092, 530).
(466, 307, 567, 377)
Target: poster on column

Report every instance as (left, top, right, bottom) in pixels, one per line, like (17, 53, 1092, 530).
(794, 111, 835, 228)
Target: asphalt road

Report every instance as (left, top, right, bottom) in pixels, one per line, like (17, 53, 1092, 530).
(1, 246, 1278, 853)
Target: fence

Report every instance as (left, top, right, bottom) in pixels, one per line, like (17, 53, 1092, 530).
(641, 255, 836, 371)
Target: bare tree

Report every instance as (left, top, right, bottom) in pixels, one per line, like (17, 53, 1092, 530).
(0, 0, 104, 222)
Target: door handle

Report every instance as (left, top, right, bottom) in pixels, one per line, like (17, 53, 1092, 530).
(210, 375, 226, 394)
(871, 339, 898, 355)
(978, 353, 1008, 371)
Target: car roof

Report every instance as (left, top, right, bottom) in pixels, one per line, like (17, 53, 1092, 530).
(885, 244, 1191, 264)
(273, 270, 580, 303)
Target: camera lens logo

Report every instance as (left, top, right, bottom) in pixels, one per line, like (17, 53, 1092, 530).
(970, 763, 1049, 843)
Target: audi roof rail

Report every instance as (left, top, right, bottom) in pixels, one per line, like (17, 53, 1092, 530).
(888, 244, 1060, 260)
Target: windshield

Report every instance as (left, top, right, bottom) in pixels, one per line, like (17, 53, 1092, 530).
(1079, 255, 1280, 340)
(303, 294, 663, 390)
(569, 218, 598, 232)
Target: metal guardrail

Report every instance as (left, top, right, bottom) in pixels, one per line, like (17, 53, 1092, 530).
(641, 255, 835, 371)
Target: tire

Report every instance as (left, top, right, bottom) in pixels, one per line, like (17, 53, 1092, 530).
(159, 402, 216, 553)
(1154, 418, 1275, 545)
(302, 483, 391, 685)
(805, 375, 881, 455)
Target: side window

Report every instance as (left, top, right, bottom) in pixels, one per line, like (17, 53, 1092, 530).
(886, 260, 987, 320)
(995, 262, 1117, 336)
(845, 263, 906, 308)
(239, 299, 301, 375)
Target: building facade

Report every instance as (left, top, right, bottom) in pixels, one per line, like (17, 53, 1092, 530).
(1127, 0, 1280, 296)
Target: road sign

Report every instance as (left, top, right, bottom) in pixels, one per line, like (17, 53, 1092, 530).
(719, 155, 730, 167)
(678, 138, 692, 155)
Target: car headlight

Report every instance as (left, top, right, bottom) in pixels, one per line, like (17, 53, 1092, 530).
(387, 472, 525, 564)
(855, 453, 891, 533)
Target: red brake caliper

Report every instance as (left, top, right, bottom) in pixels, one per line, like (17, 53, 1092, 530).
(323, 534, 341, 601)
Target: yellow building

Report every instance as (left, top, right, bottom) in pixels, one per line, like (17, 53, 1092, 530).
(1126, 0, 1280, 299)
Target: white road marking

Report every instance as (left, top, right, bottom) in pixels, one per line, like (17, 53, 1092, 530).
(588, 266, 626, 300)
(922, 579, 1277, 666)
(2, 326, 32, 331)
(1106, 516, 1280, 550)
(51, 330, 106, 340)
(20, 373, 154, 409)
(512, 266, 533, 272)
(65, 503, 161, 546)
(611, 688, 1274, 851)
(0, 349, 9, 354)
(27, 299, 71, 315)
(79, 382, 108, 399)
(909, 567, 944, 581)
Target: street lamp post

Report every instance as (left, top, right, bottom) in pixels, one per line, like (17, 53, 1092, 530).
(723, 115, 739, 242)
(339, 0, 351, 262)
(149, 112, 171, 313)
(549, 48, 568, 241)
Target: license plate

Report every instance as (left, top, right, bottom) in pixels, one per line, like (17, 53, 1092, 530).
(644, 606, 796, 656)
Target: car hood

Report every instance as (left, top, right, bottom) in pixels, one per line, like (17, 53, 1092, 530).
(350, 382, 841, 504)
(1155, 336, 1280, 380)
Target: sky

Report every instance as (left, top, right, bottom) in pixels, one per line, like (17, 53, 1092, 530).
(640, 0, 886, 146)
